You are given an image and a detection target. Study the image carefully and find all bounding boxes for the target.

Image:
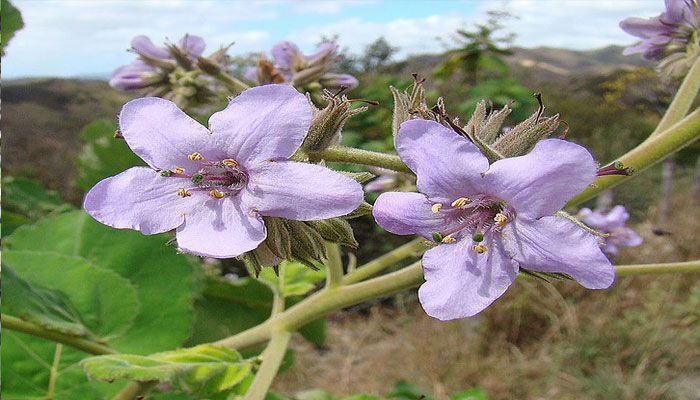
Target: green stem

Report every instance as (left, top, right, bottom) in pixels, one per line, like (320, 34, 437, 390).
(315, 145, 413, 174)
(47, 344, 62, 398)
(2, 314, 116, 355)
(649, 54, 700, 138)
(343, 237, 427, 284)
(567, 107, 700, 207)
(215, 261, 424, 351)
(211, 72, 250, 95)
(244, 329, 292, 400)
(615, 260, 700, 276)
(111, 381, 158, 400)
(325, 242, 344, 288)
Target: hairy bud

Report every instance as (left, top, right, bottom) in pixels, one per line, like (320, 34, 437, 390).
(302, 90, 368, 152)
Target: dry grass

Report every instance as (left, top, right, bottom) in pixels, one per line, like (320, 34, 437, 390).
(274, 192, 700, 400)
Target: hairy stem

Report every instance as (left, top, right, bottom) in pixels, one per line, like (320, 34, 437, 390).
(315, 145, 413, 174)
(47, 344, 62, 398)
(615, 259, 700, 276)
(111, 381, 158, 400)
(211, 72, 250, 95)
(567, 107, 700, 206)
(650, 54, 700, 138)
(343, 237, 427, 284)
(325, 242, 345, 288)
(215, 261, 425, 350)
(2, 314, 116, 355)
(244, 329, 292, 400)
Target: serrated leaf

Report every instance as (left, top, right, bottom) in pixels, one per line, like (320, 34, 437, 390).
(2, 251, 139, 340)
(74, 119, 147, 190)
(3, 210, 195, 354)
(2, 263, 87, 336)
(81, 345, 252, 396)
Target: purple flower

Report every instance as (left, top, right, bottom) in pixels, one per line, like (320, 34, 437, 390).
(246, 41, 358, 90)
(373, 120, 614, 320)
(110, 34, 206, 91)
(620, 0, 700, 60)
(84, 84, 363, 258)
(578, 205, 643, 258)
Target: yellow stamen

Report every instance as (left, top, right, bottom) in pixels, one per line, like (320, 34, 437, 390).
(209, 189, 226, 199)
(171, 166, 185, 174)
(222, 158, 239, 168)
(451, 197, 470, 208)
(441, 236, 456, 244)
(176, 188, 191, 197)
(188, 152, 203, 161)
(472, 244, 488, 253)
(431, 203, 443, 213)
(494, 213, 508, 226)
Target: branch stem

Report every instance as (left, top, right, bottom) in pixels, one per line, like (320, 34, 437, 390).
(2, 314, 117, 355)
(567, 107, 700, 206)
(650, 54, 700, 138)
(325, 242, 344, 288)
(314, 145, 412, 174)
(343, 237, 427, 284)
(244, 329, 292, 400)
(615, 260, 700, 276)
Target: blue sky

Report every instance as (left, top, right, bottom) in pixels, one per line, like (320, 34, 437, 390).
(2, 0, 660, 79)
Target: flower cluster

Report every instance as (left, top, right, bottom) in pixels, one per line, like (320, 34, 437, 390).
(84, 84, 363, 259)
(373, 119, 615, 320)
(620, 0, 700, 76)
(578, 205, 643, 258)
(245, 41, 357, 91)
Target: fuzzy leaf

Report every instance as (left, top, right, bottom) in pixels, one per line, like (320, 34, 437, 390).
(2, 251, 139, 341)
(3, 210, 195, 354)
(81, 345, 252, 396)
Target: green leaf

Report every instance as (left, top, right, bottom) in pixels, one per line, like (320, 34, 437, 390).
(258, 260, 325, 297)
(2, 251, 139, 340)
(1, 0, 24, 56)
(2, 263, 87, 336)
(387, 380, 434, 400)
(1, 176, 74, 236)
(81, 345, 252, 397)
(2, 331, 120, 400)
(74, 119, 147, 190)
(185, 275, 272, 346)
(449, 389, 487, 400)
(4, 210, 195, 354)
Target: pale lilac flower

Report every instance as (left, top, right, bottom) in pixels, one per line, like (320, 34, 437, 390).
(364, 167, 416, 193)
(373, 120, 614, 320)
(620, 0, 700, 64)
(110, 34, 206, 90)
(84, 84, 363, 258)
(245, 41, 358, 90)
(578, 205, 643, 258)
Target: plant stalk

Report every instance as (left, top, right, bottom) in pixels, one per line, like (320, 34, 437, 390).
(315, 145, 412, 174)
(243, 329, 292, 400)
(649, 54, 700, 138)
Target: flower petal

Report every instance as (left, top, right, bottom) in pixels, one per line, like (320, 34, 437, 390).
(502, 216, 615, 289)
(83, 167, 200, 235)
(396, 120, 489, 203)
(110, 61, 155, 90)
(131, 35, 170, 59)
(207, 84, 312, 165)
(306, 42, 337, 62)
(241, 161, 363, 221)
(373, 191, 447, 238)
(483, 139, 596, 219)
(271, 40, 300, 70)
(176, 196, 266, 258)
(619, 17, 668, 38)
(418, 236, 519, 320)
(119, 97, 214, 170)
(178, 34, 206, 56)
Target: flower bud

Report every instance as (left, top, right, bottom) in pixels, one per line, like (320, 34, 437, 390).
(302, 91, 368, 152)
(391, 75, 430, 140)
(196, 55, 222, 76)
(306, 218, 358, 248)
(318, 73, 359, 91)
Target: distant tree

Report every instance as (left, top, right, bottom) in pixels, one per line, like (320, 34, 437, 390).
(434, 10, 515, 84)
(360, 37, 398, 72)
